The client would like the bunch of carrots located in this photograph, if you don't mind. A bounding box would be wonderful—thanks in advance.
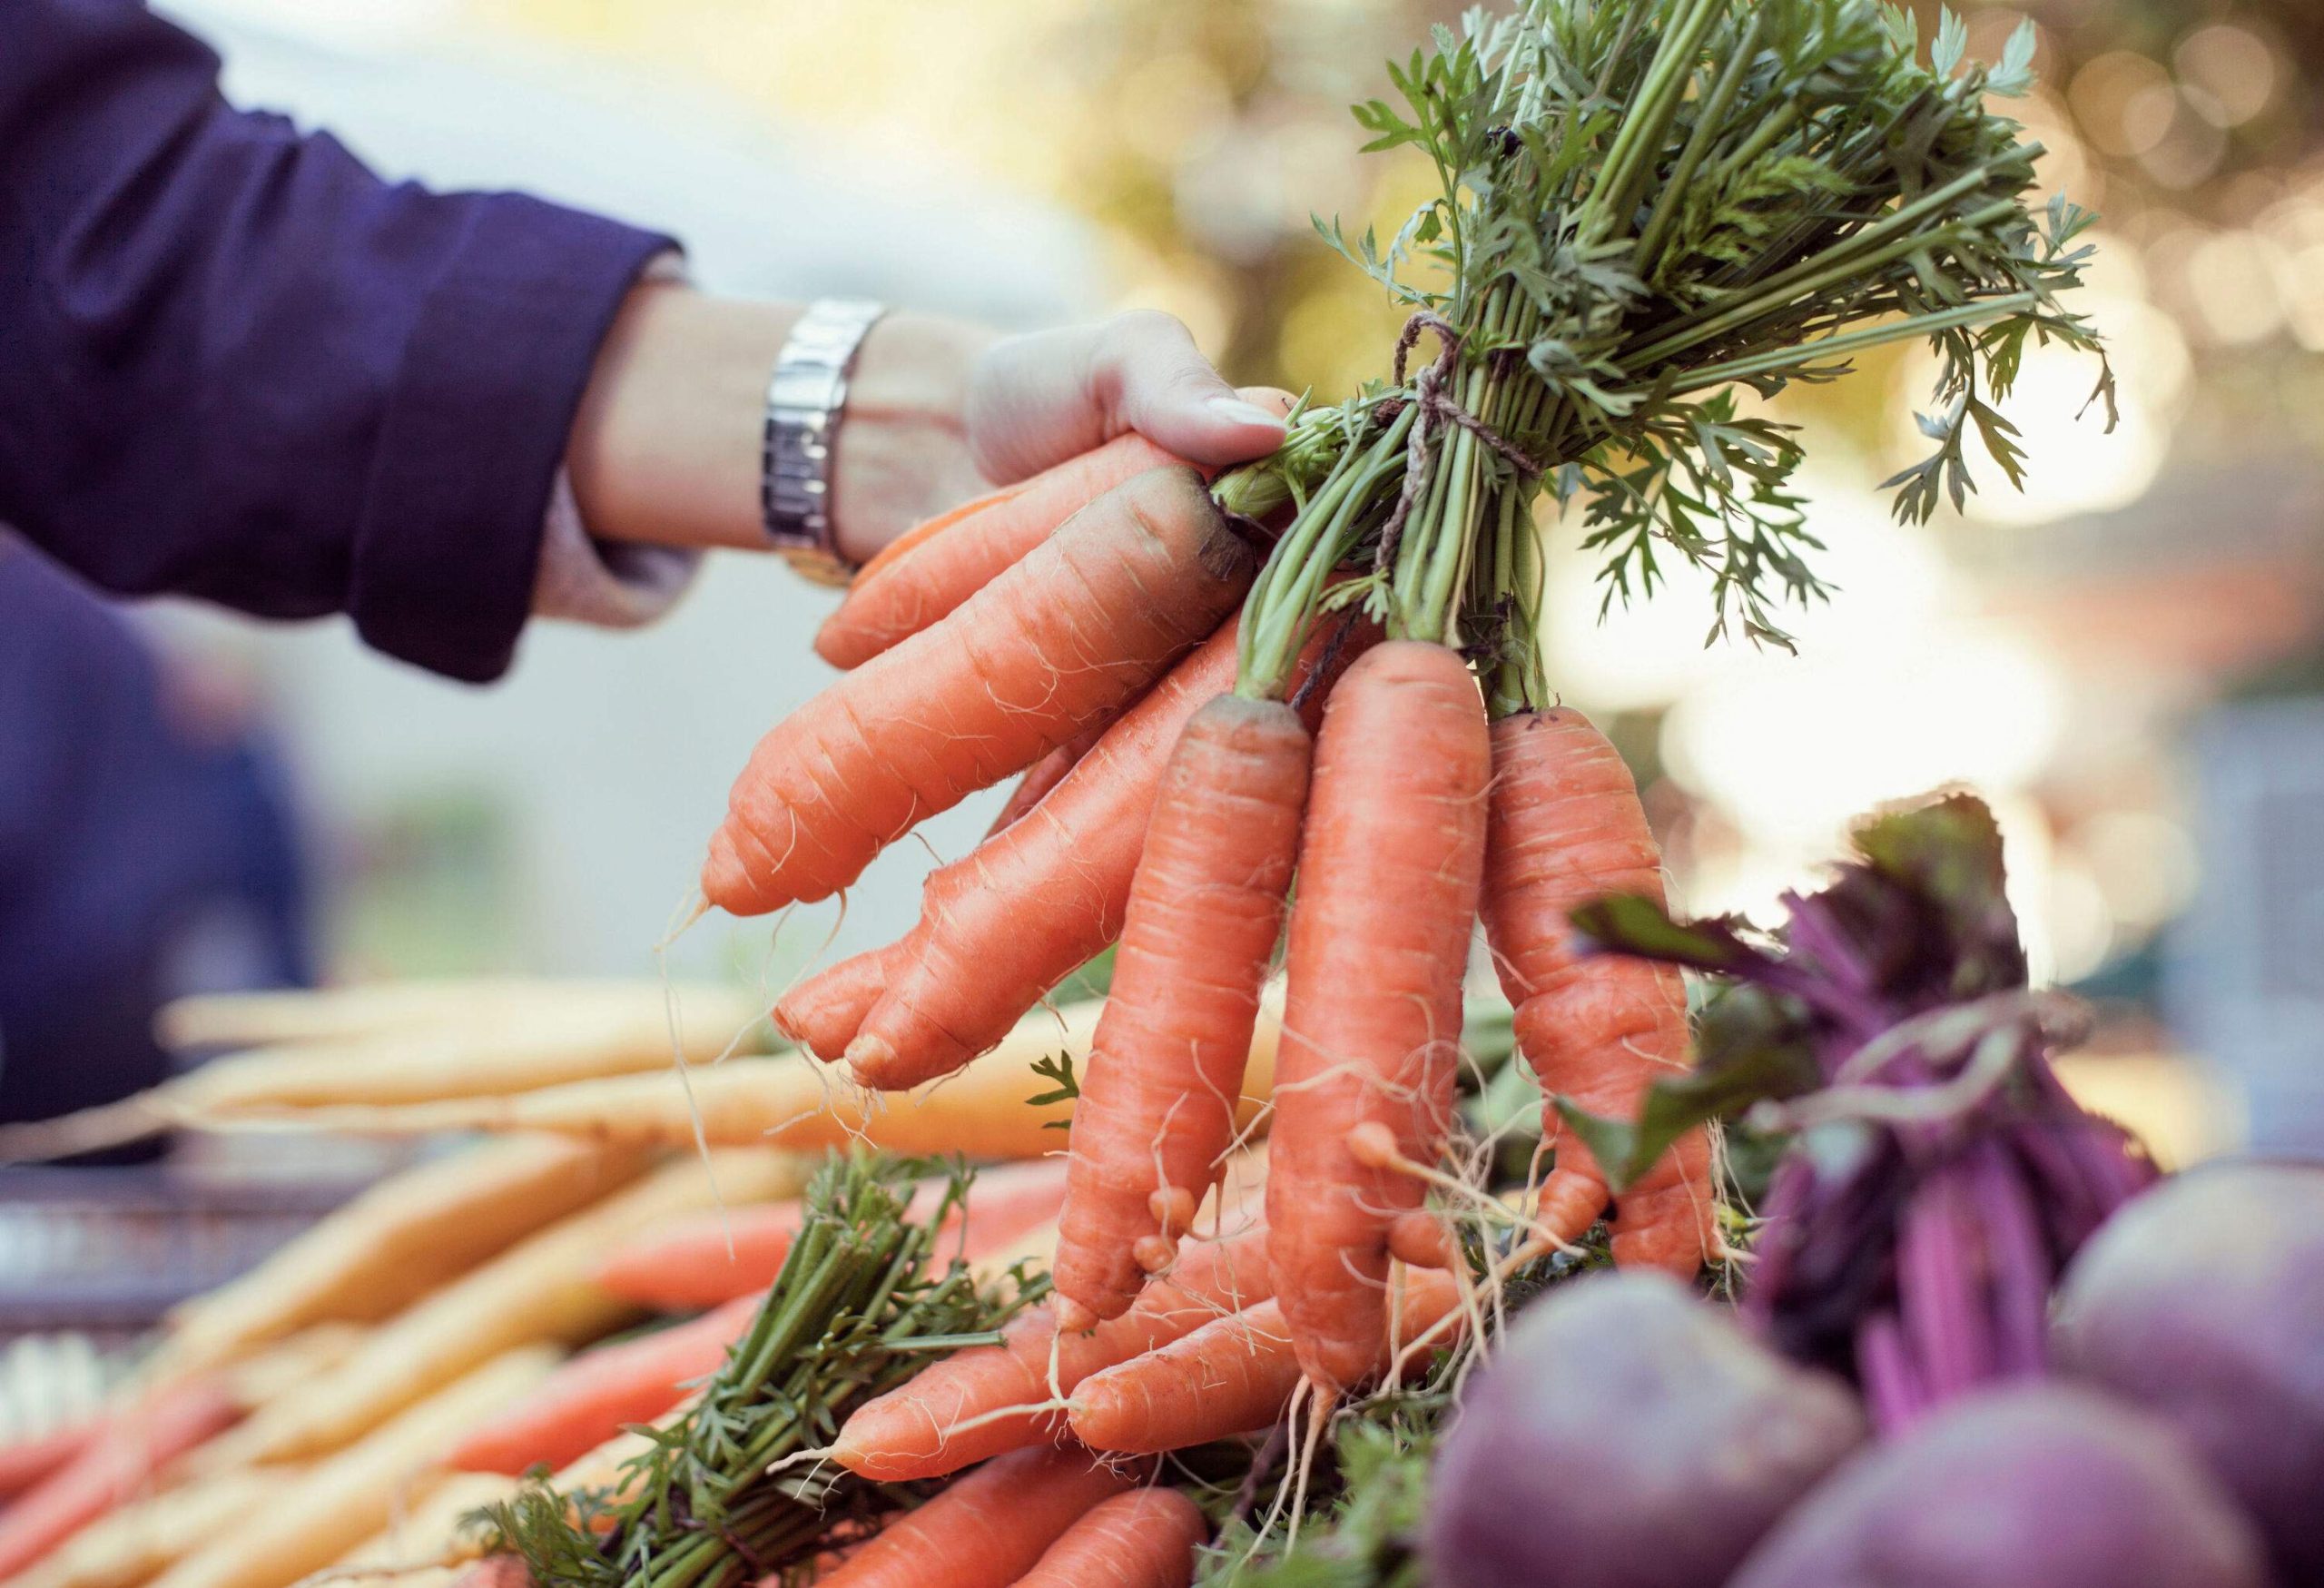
[705,427,1707,1404]
[695,0,2109,1406]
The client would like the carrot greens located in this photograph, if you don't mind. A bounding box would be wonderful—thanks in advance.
[479,1154,1038,1588]
[1215,0,2112,702]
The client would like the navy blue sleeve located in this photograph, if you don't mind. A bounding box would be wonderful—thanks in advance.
[0,0,679,681]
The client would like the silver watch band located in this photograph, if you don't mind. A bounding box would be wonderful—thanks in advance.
[762,298,888,586]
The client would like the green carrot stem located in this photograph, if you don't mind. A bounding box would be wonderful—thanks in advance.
[1634,10,1763,275]
[1655,293,2037,394]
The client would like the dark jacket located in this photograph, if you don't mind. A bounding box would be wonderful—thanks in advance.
[0,542,311,1129]
[0,0,675,681]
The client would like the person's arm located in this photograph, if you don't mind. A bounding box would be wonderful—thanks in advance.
[563,289,1292,568]
[0,2,1290,683]
[0,0,673,683]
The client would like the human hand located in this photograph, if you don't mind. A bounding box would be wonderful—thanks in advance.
[829,310,1292,566]
[566,287,1288,568]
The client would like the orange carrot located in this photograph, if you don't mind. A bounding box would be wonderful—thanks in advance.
[843,485,1024,597]
[846,616,1371,1091]
[986,719,1109,840]
[772,933,921,1062]
[812,1446,1134,1588]
[1265,641,1490,1392]
[940,1157,1078,1267]
[0,1376,240,1579]
[831,1228,1272,1481]
[1068,1269,1462,1455]
[1012,1488,1209,1588]
[704,467,1255,915]
[1386,1208,1456,1271]
[446,1297,755,1475]
[0,1419,97,1501]
[591,1159,1070,1312]
[1480,707,1714,1276]
[814,436,1179,670]
[1050,694,1311,1331]
[592,1208,809,1313]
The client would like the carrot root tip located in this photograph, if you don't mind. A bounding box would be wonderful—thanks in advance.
[1053,1297,1099,1335]
[1147,1186,1198,1235]
[1130,1235,1177,1276]
[1345,1121,1402,1170]
[842,1034,897,1088]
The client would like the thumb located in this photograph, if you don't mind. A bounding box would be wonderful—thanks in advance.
[967,311,1289,484]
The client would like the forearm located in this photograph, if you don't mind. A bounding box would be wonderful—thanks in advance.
[0,0,671,681]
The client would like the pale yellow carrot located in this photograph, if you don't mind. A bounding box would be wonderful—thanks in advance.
[156,979,544,1051]
[223,1152,802,1464]
[215,1323,371,1406]
[552,1425,656,1499]
[13,1471,271,1588]
[151,1349,557,1588]
[197,1001,1282,1162]
[2,986,777,1165]
[167,987,773,1115]
[330,1472,515,1573]
[158,1139,648,1376]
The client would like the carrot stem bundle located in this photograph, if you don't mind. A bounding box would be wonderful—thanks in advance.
[1480,706,1714,1275]
[1265,641,1490,1392]
[703,467,1256,915]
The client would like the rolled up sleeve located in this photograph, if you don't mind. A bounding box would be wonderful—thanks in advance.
[0,0,676,681]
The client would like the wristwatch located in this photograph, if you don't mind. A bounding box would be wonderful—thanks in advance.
[761,298,889,586]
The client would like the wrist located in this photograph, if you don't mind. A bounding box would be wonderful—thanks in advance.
[567,281,797,553]
[827,313,994,566]
[566,287,992,568]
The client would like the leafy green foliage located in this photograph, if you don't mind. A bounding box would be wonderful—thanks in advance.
[1027,1050,1080,1129]
[1203,1421,1437,1588]
[1219,0,2113,677]
[1847,792,2027,1002]
[478,1154,1033,1588]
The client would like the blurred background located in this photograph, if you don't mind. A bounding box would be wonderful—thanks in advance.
[5,0,2320,1363]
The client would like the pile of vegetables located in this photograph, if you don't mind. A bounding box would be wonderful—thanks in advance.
[12,3,2319,1587]
[4,796,2320,1588]
[0,971,1306,1588]
[697,0,2111,1408]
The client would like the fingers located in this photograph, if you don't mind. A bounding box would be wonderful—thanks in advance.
[967,311,1290,484]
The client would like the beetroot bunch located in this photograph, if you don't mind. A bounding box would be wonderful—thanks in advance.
[1564,795,2155,1427]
